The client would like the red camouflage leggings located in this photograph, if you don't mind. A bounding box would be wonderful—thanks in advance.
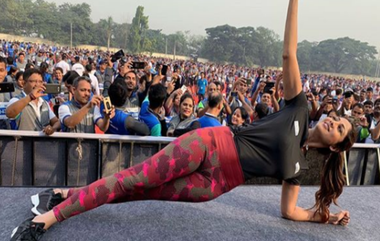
[53,126,244,222]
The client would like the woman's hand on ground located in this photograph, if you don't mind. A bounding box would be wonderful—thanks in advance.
[329,210,350,226]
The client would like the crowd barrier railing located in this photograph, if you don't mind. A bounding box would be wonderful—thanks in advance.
[0,131,379,187]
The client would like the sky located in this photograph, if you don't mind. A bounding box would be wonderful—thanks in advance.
[47,0,380,51]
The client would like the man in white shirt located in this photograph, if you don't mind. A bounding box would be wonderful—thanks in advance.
[5,68,60,135]
[55,53,70,75]
[86,63,100,95]
[58,76,112,133]
[71,56,85,76]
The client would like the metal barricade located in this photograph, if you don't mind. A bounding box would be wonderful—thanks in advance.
[0,130,379,186]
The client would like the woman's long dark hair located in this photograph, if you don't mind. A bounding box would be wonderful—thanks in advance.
[313,119,357,223]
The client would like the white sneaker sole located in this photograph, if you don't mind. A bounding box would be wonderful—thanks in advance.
[11,226,18,238]
[31,194,42,216]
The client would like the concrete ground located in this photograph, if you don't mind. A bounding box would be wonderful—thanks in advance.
[1,186,378,241]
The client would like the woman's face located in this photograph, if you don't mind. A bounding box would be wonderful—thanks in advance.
[231,109,245,126]
[16,75,24,88]
[315,116,352,147]
[174,94,181,107]
[55,70,63,81]
[327,111,338,118]
[180,97,193,119]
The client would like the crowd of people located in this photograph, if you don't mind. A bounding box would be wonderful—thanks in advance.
[9,0,357,240]
[0,38,379,144]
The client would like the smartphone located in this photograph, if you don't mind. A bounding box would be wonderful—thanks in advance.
[0,82,15,93]
[103,96,112,114]
[181,85,187,93]
[45,84,61,94]
[131,62,145,69]
[245,78,252,85]
[264,82,275,94]
[161,65,168,76]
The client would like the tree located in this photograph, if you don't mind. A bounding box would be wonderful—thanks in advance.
[113,22,131,49]
[127,6,149,53]
[203,25,239,63]
[297,40,316,72]
[105,17,114,50]
[310,37,378,75]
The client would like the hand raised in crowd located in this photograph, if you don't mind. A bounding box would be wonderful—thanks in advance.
[322,95,332,107]
[166,79,176,94]
[222,95,229,106]
[42,125,55,136]
[30,85,47,100]
[103,106,115,119]
[358,116,369,128]
[87,95,103,109]
[107,57,113,68]
[152,73,165,85]
[232,78,246,91]
[173,88,184,96]
[258,81,266,92]
[270,87,276,97]
[306,92,315,102]
[237,90,245,102]
[143,62,151,75]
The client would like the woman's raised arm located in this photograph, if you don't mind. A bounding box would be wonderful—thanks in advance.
[282,0,302,101]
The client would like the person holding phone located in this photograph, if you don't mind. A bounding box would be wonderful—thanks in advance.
[58,76,114,133]
[5,68,61,135]
[11,2,354,240]
[250,80,279,115]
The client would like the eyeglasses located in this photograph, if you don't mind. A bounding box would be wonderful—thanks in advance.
[28,80,44,84]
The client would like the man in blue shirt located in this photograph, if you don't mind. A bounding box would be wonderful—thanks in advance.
[101,79,149,136]
[139,83,168,136]
[197,92,223,128]
[197,72,207,101]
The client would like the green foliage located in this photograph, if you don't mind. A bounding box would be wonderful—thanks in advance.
[298,37,378,76]
[0,1,377,76]
[202,25,282,67]
[127,6,149,53]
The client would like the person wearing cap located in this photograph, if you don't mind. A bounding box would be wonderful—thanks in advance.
[95,60,107,84]
[71,56,85,77]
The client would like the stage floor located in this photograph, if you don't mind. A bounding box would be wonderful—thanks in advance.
[1,186,378,241]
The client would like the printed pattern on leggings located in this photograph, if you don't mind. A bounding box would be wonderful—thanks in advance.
[53,127,237,222]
